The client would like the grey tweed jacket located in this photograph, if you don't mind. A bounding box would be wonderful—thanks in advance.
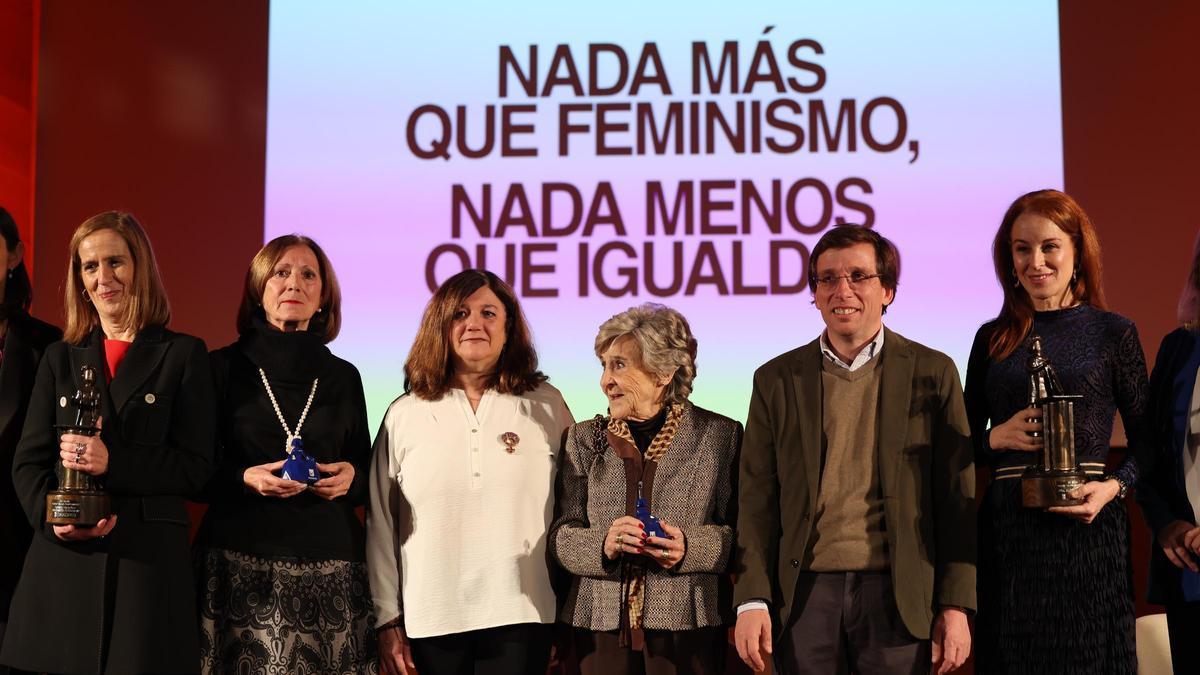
[550,402,742,631]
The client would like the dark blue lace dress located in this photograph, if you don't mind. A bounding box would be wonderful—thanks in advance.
[965,305,1148,675]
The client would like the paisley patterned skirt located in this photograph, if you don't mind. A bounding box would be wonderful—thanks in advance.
[197,548,378,675]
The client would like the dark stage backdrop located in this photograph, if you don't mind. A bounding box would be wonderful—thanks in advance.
[29,0,267,345]
[0,0,38,265]
[9,0,1200,637]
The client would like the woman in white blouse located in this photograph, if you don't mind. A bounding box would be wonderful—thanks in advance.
[368,269,573,675]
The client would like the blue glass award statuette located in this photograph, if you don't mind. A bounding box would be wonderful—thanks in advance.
[258,367,320,485]
[280,436,320,484]
[635,480,667,539]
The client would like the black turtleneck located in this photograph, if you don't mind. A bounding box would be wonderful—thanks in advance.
[194,316,371,561]
[627,406,668,454]
[237,314,329,382]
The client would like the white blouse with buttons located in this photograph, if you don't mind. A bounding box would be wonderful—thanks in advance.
[366,382,573,639]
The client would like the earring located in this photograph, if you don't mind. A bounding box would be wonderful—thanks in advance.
[82,291,92,304]
[5,269,11,280]
[315,307,323,314]
[1071,269,1078,285]
[1011,269,1020,288]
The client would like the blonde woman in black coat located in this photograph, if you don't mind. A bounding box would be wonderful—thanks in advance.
[0,211,215,674]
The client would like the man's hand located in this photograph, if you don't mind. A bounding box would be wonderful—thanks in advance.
[931,607,971,674]
[734,608,772,673]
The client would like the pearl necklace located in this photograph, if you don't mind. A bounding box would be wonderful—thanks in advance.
[258,368,319,456]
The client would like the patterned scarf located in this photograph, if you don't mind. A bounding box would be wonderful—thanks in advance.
[610,403,684,643]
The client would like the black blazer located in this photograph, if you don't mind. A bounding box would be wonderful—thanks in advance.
[0,311,60,622]
[0,325,215,675]
[1138,327,1200,605]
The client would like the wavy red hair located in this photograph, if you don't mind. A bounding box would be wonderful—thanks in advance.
[988,189,1107,360]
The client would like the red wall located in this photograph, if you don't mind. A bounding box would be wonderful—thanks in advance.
[29,0,267,347]
[0,0,38,267]
[1060,0,1200,617]
[1061,1,1200,361]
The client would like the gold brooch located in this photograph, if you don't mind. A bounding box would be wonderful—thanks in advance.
[501,432,520,454]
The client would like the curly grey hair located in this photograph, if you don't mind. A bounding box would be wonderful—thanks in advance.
[594,303,698,405]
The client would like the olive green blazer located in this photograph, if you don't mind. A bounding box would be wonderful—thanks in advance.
[733,328,976,639]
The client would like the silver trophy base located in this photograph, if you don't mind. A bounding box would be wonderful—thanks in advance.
[1021,469,1087,508]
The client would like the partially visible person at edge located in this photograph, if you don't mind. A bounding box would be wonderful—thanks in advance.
[1137,230,1200,674]
[193,234,376,673]
[0,207,61,672]
[368,269,573,675]
[734,224,975,675]
[550,303,742,675]
[966,189,1146,674]
[0,211,215,674]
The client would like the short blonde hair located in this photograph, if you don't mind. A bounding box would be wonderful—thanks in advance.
[236,234,342,343]
[63,211,171,344]
[594,303,697,406]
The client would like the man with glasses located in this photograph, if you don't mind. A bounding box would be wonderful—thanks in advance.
[733,225,976,675]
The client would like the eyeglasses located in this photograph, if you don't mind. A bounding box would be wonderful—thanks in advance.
[812,272,882,289]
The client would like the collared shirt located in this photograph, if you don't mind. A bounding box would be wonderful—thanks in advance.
[819,327,885,372]
[366,384,574,638]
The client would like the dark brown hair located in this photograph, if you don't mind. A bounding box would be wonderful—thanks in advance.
[237,234,342,343]
[988,189,1107,360]
[0,207,33,314]
[808,224,901,313]
[63,211,171,344]
[404,269,546,400]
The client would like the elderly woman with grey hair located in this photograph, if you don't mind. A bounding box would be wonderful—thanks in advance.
[550,303,742,675]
